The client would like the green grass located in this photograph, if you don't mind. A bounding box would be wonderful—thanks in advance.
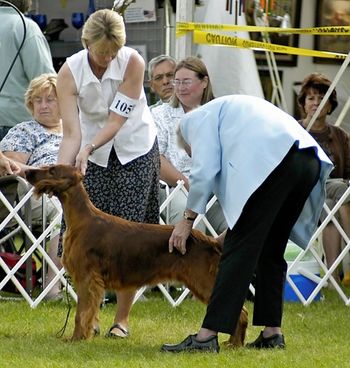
[0,289,349,368]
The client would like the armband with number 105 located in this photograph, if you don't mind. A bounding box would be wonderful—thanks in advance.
[110,92,137,117]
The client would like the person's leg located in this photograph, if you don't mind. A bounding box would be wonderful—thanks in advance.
[162,169,289,351]
[252,176,320,331]
[245,153,320,348]
[159,184,168,223]
[43,197,63,298]
[338,203,350,278]
[323,223,342,271]
[45,234,62,298]
[92,144,159,337]
[83,156,132,333]
[322,181,350,279]
[198,147,320,340]
[339,203,350,237]
[19,188,63,298]
[205,200,227,236]
[322,202,350,283]
[108,289,136,337]
[167,189,189,224]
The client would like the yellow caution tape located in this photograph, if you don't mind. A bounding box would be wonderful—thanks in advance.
[177,22,350,36]
[176,30,188,38]
[193,30,348,60]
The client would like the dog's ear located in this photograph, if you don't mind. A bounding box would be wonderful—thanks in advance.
[34,179,58,197]
[52,165,83,193]
[66,166,83,187]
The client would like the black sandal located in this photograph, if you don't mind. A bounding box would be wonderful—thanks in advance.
[106,323,129,338]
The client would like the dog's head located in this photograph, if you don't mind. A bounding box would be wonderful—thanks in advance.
[25,164,83,197]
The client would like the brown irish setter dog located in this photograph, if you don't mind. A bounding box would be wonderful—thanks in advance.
[25,165,248,346]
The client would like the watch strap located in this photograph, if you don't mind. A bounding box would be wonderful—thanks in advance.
[183,210,196,221]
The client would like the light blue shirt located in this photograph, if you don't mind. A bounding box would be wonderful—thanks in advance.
[180,95,333,249]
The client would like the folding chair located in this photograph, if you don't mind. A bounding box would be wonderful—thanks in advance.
[159,180,170,225]
[0,175,35,295]
[0,175,77,307]
[286,191,350,306]
[285,52,350,306]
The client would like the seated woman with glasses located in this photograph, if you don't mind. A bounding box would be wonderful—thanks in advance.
[151,56,227,236]
[0,73,63,299]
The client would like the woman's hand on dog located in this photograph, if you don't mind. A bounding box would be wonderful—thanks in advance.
[75,147,91,175]
[0,153,20,176]
[169,219,193,255]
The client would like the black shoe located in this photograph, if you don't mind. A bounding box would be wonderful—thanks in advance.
[246,331,285,349]
[161,334,219,353]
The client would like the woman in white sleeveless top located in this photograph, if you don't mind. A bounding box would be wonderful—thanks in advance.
[56,9,159,339]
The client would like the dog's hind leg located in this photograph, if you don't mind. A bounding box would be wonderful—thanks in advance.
[72,276,104,341]
[225,306,249,347]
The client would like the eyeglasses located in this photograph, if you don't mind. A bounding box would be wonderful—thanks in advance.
[171,79,198,88]
[153,72,174,82]
[32,96,57,104]
[89,46,118,59]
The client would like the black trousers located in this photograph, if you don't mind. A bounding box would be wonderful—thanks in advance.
[202,145,320,334]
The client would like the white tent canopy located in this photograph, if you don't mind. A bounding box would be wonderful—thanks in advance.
[193,0,264,98]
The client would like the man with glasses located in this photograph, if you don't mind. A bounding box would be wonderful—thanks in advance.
[148,55,176,110]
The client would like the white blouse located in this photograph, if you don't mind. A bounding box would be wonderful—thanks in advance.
[152,103,191,179]
[67,47,157,166]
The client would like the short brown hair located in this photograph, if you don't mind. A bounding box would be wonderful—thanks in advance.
[297,73,338,116]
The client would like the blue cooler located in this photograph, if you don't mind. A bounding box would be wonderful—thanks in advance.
[284,242,321,302]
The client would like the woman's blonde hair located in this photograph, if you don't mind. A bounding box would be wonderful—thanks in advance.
[25,73,57,115]
[81,9,126,51]
[169,56,214,108]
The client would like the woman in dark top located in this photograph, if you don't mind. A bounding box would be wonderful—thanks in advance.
[298,72,350,284]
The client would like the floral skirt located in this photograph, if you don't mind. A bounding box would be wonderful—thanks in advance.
[57,139,160,256]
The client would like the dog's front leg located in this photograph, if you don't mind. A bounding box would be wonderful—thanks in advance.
[71,278,104,341]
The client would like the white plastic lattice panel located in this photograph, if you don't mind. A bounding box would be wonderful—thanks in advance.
[286,192,350,306]
[0,185,76,307]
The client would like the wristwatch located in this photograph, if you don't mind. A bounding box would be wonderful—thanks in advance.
[85,143,96,155]
[183,210,196,221]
